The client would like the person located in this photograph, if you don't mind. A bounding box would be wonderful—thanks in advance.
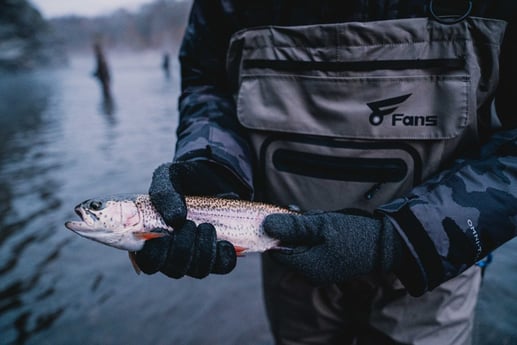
[92,37,111,99]
[134,1,517,344]
[162,51,171,79]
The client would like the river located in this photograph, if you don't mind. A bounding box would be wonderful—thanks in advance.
[0,52,515,345]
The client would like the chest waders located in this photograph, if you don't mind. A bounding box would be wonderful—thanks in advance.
[228,17,506,345]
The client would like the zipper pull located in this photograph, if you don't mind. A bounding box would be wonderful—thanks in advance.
[364,183,383,200]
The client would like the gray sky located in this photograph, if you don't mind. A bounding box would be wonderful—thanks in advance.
[30,0,154,18]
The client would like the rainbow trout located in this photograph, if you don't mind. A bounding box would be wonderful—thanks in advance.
[65,194,293,256]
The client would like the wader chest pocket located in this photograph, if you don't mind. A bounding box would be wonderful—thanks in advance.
[228,17,503,211]
[256,136,421,211]
[237,60,468,211]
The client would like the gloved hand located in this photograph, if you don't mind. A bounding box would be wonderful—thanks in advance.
[134,221,237,278]
[135,160,250,278]
[263,210,405,286]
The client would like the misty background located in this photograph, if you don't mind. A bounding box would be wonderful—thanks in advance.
[0,0,191,70]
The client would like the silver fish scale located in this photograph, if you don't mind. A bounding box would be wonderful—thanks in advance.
[134,194,289,252]
[134,194,171,231]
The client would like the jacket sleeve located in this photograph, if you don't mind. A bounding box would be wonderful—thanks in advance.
[377,15,517,297]
[174,0,254,197]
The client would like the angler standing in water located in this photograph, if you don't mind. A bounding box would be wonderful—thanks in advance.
[92,38,111,99]
[134,1,517,344]
[162,52,170,79]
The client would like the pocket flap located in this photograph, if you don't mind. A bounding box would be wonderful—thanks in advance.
[237,74,469,140]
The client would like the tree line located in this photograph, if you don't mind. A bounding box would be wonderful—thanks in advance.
[49,0,192,54]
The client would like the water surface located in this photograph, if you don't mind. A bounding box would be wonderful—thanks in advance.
[0,53,272,345]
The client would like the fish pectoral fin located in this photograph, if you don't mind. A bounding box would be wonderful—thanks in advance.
[128,252,141,275]
[132,231,168,240]
[234,245,248,257]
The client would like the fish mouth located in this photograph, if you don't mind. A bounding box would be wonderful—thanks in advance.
[64,220,86,232]
[64,207,99,232]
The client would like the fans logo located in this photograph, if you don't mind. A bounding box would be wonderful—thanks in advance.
[367,94,438,127]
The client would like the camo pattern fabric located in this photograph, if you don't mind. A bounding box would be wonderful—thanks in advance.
[174,0,517,295]
[378,128,517,294]
[174,87,254,195]
[172,1,259,192]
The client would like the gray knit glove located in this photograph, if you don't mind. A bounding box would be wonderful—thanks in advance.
[263,210,403,286]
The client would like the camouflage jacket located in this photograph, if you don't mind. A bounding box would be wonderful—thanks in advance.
[174,0,517,296]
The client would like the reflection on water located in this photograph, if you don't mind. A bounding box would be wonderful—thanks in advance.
[0,53,515,345]
[99,92,116,123]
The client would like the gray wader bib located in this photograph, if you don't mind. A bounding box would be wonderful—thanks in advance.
[228,17,506,345]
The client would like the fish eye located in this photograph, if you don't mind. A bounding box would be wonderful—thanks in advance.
[89,200,103,210]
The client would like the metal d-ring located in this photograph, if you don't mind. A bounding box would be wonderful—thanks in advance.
[429,0,473,24]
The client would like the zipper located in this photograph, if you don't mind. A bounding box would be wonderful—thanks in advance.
[256,134,423,202]
[243,58,465,72]
[272,149,407,183]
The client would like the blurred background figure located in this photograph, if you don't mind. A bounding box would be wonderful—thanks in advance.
[92,36,111,99]
[162,51,170,79]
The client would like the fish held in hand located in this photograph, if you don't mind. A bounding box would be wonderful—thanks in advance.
[64,194,293,254]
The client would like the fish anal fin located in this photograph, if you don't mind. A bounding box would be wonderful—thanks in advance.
[128,252,141,275]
